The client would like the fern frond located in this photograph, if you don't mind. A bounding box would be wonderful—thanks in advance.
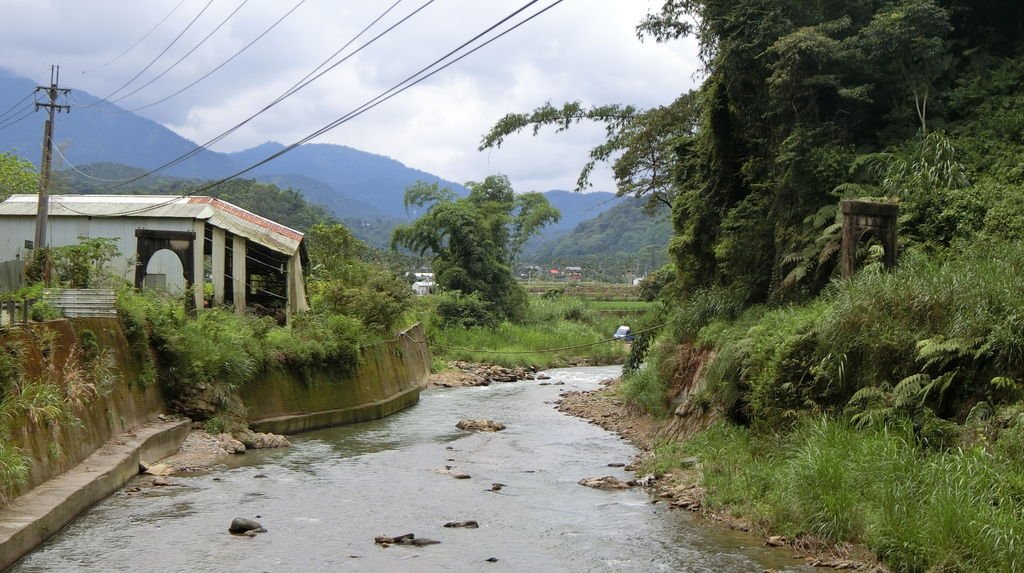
[893,373,930,407]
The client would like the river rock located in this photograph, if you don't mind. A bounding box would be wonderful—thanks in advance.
[456,419,506,432]
[443,520,479,528]
[578,476,632,490]
[152,477,176,487]
[229,517,265,535]
[216,433,246,454]
[765,535,787,547]
[141,462,174,476]
[375,533,439,547]
[234,429,291,449]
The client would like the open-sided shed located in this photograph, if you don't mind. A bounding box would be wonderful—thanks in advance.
[0,194,309,317]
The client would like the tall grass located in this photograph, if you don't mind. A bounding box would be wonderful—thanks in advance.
[674,418,1024,572]
[425,295,634,368]
[687,239,1024,426]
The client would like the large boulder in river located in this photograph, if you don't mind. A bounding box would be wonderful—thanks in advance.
[229,517,266,535]
[578,476,632,490]
[456,419,506,432]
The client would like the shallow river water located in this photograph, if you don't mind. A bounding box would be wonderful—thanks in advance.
[10,366,807,573]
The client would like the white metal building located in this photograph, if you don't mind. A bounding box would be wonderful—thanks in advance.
[0,194,309,317]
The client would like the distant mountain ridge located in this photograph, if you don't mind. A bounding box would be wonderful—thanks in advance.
[0,68,617,237]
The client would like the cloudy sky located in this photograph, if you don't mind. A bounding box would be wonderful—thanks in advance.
[0,0,700,193]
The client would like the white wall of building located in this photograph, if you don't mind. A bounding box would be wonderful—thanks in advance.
[0,215,196,293]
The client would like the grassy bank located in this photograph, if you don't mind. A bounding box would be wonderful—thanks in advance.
[622,238,1024,572]
[423,295,658,369]
[642,418,1024,572]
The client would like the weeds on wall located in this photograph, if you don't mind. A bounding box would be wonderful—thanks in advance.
[0,325,118,504]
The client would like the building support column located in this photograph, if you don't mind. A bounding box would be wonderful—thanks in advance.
[192,220,205,311]
[232,235,246,314]
[211,227,226,306]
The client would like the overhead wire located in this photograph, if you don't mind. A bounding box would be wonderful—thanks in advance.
[107,0,252,105]
[0,106,35,131]
[400,321,667,354]
[0,92,35,123]
[125,0,307,113]
[183,0,562,199]
[81,0,216,108]
[52,145,135,182]
[91,0,560,218]
[83,0,188,73]
[105,0,428,189]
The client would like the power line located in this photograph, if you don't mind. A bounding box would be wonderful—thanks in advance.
[58,0,564,219]
[400,321,667,355]
[107,0,251,105]
[183,0,562,199]
[0,105,35,130]
[0,92,35,122]
[83,0,188,73]
[106,0,429,189]
[52,145,135,182]
[82,0,215,108]
[125,0,307,113]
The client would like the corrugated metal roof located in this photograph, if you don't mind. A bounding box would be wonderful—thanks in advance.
[0,195,303,255]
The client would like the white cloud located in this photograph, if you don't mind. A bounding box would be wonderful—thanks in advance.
[0,0,700,193]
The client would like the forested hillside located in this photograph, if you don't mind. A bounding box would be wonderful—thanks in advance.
[526,198,671,275]
[486,2,1024,570]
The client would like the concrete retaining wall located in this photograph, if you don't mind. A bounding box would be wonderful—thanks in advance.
[243,323,431,434]
[0,420,190,571]
[1,317,167,495]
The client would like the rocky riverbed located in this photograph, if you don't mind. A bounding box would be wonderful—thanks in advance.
[555,376,887,573]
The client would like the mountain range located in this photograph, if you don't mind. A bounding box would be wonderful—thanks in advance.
[0,69,620,224]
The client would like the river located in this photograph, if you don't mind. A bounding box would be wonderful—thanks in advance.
[9,366,806,572]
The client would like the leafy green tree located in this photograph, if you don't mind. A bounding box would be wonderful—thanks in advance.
[0,153,38,201]
[392,175,559,322]
[480,95,700,215]
[305,223,412,334]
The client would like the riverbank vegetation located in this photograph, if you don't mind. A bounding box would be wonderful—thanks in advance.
[486,1,1024,570]
[421,294,655,369]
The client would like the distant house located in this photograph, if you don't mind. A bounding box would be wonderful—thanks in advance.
[0,194,310,317]
[564,266,583,281]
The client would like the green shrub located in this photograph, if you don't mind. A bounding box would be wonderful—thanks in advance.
[29,301,61,321]
[618,362,670,417]
[435,291,499,329]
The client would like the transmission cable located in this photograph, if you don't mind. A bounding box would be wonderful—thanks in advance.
[107,0,252,105]
[52,145,135,182]
[400,321,667,355]
[56,0,562,218]
[106,0,426,189]
[83,0,188,73]
[125,0,307,113]
[0,92,34,123]
[0,106,35,131]
[81,0,215,108]
[82,0,562,218]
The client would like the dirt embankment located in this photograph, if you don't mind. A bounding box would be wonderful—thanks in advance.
[556,377,885,573]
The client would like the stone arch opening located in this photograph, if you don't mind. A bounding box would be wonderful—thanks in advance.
[840,200,898,279]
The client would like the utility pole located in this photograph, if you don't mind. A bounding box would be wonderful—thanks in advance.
[33,65,71,284]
